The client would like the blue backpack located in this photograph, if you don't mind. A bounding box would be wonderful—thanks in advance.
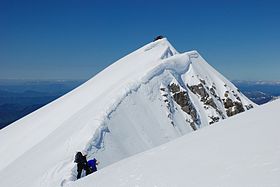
[87,158,97,172]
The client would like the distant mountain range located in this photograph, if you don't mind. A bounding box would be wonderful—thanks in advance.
[233,80,280,85]
[232,80,280,104]
[0,80,84,129]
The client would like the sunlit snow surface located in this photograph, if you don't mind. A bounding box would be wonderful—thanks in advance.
[0,38,256,187]
[69,99,280,187]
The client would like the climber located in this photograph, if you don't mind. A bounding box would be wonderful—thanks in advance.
[74,152,92,179]
[87,158,99,173]
[153,35,164,42]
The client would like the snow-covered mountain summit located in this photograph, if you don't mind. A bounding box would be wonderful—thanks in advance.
[0,38,256,187]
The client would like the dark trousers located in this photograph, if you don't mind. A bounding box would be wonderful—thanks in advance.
[77,163,92,179]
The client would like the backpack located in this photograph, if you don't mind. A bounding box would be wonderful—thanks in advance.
[88,158,97,172]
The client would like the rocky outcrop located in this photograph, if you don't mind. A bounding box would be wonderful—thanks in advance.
[160,86,175,126]
[210,87,218,98]
[168,83,198,131]
[223,97,245,117]
[188,81,219,110]
[160,73,254,130]
[209,116,220,125]
[205,98,217,109]
[187,80,223,124]
[223,97,234,108]
[245,104,254,110]
[188,83,209,102]
[189,80,254,120]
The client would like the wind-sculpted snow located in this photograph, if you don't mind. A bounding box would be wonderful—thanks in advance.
[76,53,194,173]
[142,52,191,83]
[68,99,280,187]
[67,50,255,183]
[0,38,256,187]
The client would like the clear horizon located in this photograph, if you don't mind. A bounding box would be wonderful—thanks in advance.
[1,0,280,81]
[1,78,280,83]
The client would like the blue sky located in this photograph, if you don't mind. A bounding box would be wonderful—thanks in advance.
[0,0,280,81]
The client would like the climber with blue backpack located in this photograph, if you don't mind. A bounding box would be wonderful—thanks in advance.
[87,158,99,173]
[74,152,99,179]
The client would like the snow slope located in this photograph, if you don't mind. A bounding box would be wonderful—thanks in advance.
[68,99,280,187]
[0,38,255,187]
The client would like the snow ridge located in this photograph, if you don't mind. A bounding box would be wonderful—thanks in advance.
[73,52,193,182]
[68,49,255,184]
[68,99,280,187]
[0,38,256,187]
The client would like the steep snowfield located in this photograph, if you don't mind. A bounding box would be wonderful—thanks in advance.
[68,99,280,187]
[0,38,255,187]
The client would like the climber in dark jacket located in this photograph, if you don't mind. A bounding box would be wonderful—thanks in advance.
[74,152,92,179]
